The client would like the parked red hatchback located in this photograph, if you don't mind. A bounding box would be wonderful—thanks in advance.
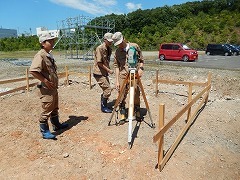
[159,43,198,61]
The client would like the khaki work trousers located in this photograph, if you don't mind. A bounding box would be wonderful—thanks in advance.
[38,87,59,123]
[94,74,112,99]
[119,74,140,107]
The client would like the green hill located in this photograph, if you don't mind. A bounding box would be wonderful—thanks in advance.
[98,0,240,50]
[1,0,240,51]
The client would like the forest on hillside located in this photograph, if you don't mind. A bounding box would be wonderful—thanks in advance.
[0,0,240,51]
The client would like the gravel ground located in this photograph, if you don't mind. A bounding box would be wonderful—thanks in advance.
[0,51,239,179]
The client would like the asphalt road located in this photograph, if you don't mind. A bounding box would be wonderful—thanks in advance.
[150,55,240,70]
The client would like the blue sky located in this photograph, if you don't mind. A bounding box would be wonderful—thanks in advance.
[0,0,199,35]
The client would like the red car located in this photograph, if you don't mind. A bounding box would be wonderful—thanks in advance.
[159,43,198,61]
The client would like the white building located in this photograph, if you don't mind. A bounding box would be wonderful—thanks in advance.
[36,27,59,38]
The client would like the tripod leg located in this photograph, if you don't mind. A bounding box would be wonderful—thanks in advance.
[108,74,129,126]
[138,78,155,128]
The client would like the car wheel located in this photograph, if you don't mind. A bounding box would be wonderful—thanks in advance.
[159,55,165,61]
[224,52,229,56]
[182,55,189,62]
[233,52,237,56]
[206,52,210,55]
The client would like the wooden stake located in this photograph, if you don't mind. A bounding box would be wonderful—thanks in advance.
[26,68,29,91]
[205,72,212,103]
[65,66,69,85]
[156,70,159,97]
[89,66,92,90]
[186,83,192,122]
[158,103,165,171]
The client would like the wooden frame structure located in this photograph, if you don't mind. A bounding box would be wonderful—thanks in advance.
[153,71,212,171]
[0,66,92,97]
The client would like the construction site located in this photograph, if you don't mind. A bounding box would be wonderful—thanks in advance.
[0,15,239,180]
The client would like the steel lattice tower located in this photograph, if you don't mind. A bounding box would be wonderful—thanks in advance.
[57,15,115,60]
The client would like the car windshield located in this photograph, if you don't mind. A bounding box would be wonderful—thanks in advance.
[182,44,191,50]
[223,44,231,50]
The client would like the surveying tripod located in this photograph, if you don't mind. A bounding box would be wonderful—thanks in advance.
[108,68,155,147]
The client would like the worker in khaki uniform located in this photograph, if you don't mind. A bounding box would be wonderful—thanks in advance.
[30,32,68,139]
[112,32,144,124]
[93,32,114,113]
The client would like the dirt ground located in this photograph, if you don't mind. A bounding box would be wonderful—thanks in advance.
[0,52,239,179]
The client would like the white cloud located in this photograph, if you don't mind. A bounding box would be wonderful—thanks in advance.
[50,0,117,15]
[125,2,142,11]
[93,0,116,6]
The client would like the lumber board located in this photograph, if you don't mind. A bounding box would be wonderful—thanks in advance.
[152,79,207,87]
[153,84,211,143]
[159,91,209,170]
[0,77,35,84]
[0,82,38,96]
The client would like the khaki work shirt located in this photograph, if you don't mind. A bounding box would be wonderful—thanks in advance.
[113,42,144,78]
[29,49,58,89]
[93,42,112,76]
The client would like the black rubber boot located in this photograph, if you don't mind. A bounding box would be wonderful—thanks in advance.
[40,123,56,139]
[119,103,126,125]
[135,105,142,122]
[101,95,112,113]
[50,116,68,131]
[119,108,126,125]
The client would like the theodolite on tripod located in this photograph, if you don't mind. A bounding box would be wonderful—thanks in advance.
[108,46,155,147]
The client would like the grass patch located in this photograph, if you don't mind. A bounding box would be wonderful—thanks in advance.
[0,50,65,59]
[0,51,37,59]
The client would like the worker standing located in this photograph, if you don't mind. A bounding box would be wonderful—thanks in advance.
[29,32,68,139]
[93,32,114,113]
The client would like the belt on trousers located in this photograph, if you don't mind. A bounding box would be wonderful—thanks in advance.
[93,74,108,78]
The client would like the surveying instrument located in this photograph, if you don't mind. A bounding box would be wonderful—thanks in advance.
[108,46,155,148]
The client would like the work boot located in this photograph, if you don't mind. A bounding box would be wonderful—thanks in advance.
[119,104,126,125]
[101,95,112,113]
[50,116,69,131]
[135,105,142,122]
[40,123,56,139]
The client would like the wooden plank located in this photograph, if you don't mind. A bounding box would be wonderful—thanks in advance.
[68,72,89,76]
[0,82,38,96]
[153,84,211,143]
[0,69,87,96]
[152,79,207,87]
[0,71,66,85]
[0,71,70,96]
[0,77,35,84]
[159,91,209,169]
[58,72,66,76]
